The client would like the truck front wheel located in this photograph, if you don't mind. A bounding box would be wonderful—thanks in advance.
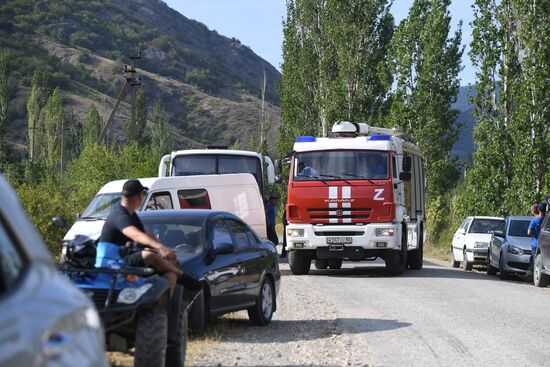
[407,227,423,270]
[289,250,311,275]
[385,227,408,276]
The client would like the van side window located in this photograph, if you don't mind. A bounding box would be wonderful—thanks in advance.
[392,156,397,179]
[0,218,26,294]
[145,192,173,210]
[178,189,211,209]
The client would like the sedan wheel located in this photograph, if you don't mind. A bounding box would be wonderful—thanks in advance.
[248,278,275,326]
[451,247,460,268]
[486,250,497,275]
[498,254,510,280]
[463,249,473,271]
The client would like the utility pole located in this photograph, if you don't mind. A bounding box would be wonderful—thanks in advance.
[97,51,141,144]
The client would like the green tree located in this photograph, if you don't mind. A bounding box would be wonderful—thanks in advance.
[41,87,64,170]
[0,49,10,136]
[389,0,463,198]
[151,100,171,159]
[83,104,102,145]
[26,71,48,161]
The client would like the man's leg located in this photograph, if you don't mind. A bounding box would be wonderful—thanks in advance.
[142,251,182,296]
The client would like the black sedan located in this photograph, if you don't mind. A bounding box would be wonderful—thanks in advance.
[138,209,281,334]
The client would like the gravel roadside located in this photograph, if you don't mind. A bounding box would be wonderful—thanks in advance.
[188,262,370,367]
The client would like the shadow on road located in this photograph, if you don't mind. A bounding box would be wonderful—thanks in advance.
[205,317,411,344]
[280,260,532,283]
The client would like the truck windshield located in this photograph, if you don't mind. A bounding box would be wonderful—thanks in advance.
[294,150,389,181]
[80,193,121,220]
[508,220,530,237]
[172,154,263,188]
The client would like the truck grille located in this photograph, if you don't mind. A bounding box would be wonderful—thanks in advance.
[314,231,365,236]
[307,208,372,223]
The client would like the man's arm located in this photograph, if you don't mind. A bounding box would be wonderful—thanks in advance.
[122,225,177,262]
[528,219,536,237]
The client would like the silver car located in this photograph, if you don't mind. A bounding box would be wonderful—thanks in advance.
[487,216,533,279]
[0,176,108,367]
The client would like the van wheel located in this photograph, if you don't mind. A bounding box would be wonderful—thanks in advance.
[134,305,167,367]
[386,227,407,276]
[463,249,473,271]
[534,254,550,287]
[327,258,342,270]
[289,251,311,275]
[314,259,328,270]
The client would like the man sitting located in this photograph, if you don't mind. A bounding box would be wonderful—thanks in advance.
[99,179,183,295]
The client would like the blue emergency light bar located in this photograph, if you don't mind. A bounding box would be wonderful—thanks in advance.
[369,135,391,141]
[295,136,317,143]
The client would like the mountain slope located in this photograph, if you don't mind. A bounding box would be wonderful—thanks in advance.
[0,0,281,152]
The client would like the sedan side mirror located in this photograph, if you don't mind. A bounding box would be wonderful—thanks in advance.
[215,242,234,255]
[51,216,68,229]
[493,230,505,238]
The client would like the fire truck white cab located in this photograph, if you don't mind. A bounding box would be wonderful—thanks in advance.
[285,121,425,276]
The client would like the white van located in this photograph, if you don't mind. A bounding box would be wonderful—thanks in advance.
[64,173,267,241]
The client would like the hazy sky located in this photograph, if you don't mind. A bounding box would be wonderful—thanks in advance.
[166,0,476,85]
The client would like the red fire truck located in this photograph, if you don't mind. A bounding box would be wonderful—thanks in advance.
[285,121,425,276]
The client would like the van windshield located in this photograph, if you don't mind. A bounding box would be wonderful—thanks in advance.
[80,193,121,220]
[172,154,263,189]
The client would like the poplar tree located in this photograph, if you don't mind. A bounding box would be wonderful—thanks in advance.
[151,100,170,158]
[27,71,48,161]
[135,88,148,145]
[389,0,463,198]
[83,104,102,145]
[41,87,63,169]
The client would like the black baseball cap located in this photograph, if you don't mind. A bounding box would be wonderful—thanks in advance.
[122,179,148,197]
[539,202,547,213]
[269,194,279,200]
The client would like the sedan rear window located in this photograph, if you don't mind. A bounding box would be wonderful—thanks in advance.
[469,219,504,234]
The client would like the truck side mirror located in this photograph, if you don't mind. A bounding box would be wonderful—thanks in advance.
[402,156,412,172]
[399,172,411,181]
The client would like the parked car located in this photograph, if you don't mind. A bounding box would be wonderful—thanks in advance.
[534,200,550,287]
[64,173,267,243]
[0,176,108,367]
[139,209,281,334]
[487,216,532,279]
[451,216,504,271]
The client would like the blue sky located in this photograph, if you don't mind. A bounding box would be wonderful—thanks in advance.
[166,0,476,85]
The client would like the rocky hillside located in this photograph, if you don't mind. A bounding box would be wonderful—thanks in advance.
[0,0,281,153]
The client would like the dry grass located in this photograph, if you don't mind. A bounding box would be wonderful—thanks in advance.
[424,241,450,262]
[106,313,239,366]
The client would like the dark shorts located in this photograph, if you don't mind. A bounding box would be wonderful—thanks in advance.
[123,250,145,267]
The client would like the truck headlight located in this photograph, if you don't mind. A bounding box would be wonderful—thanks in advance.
[375,228,395,237]
[507,245,523,255]
[118,283,153,304]
[287,228,305,237]
[474,242,488,249]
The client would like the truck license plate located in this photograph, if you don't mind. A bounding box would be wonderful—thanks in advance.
[327,237,352,245]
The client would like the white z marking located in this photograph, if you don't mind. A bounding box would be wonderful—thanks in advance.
[374,189,384,201]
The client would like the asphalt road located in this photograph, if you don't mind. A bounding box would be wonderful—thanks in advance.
[309,258,550,366]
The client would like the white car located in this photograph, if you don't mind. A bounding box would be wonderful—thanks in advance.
[451,216,504,271]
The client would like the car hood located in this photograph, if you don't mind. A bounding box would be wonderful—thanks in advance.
[64,219,105,241]
[506,236,532,250]
[466,233,493,244]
